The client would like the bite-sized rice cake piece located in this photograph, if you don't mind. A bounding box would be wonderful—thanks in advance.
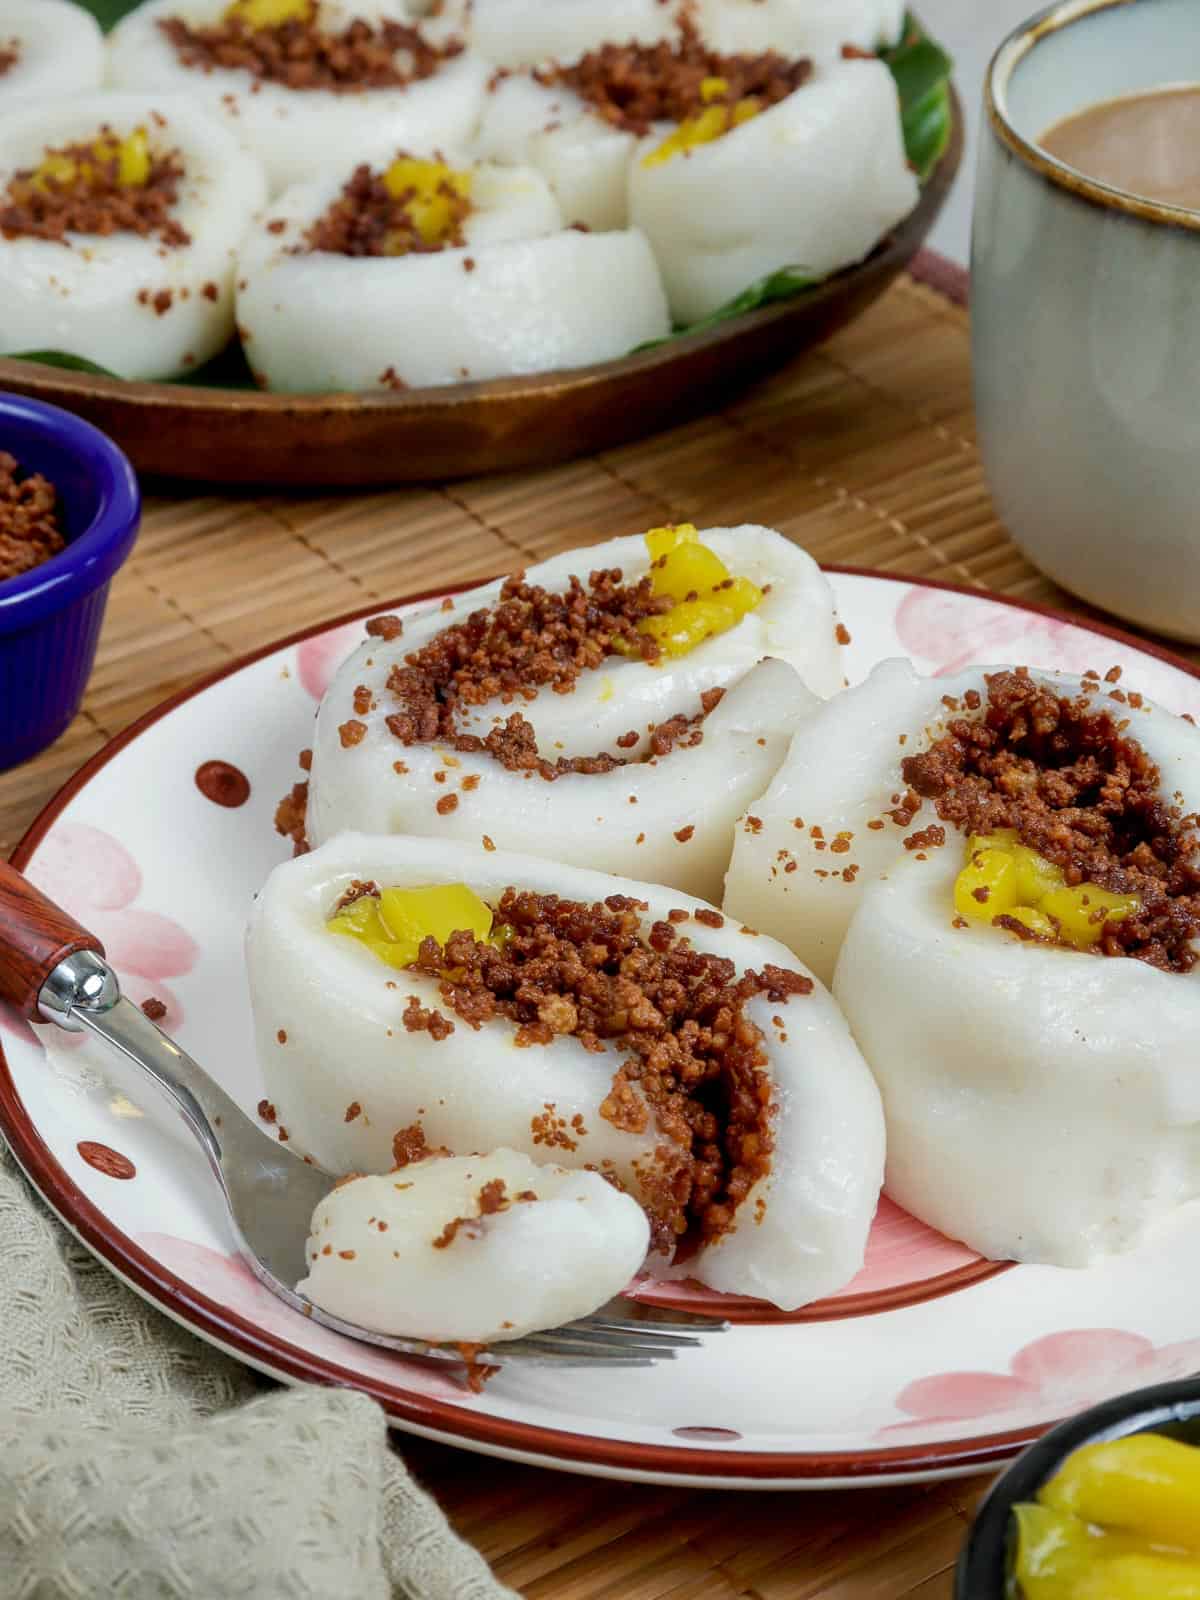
[0,93,266,381]
[310,655,813,901]
[0,0,105,107]
[726,657,959,985]
[464,0,675,68]
[629,54,918,324]
[726,660,1200,983]
[698,0,905,57]
[471,15,824,235]
[472,72,637,232]
[236,152,668,390]
[834,670,1200,1268]
[300,1150,650,1341]
[836,838,1200,1269]
[298,524,843,900]
[106,0,491,195]
[249,835,885,1310]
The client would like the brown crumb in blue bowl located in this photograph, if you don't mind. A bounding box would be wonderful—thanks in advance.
[0,451,64,583]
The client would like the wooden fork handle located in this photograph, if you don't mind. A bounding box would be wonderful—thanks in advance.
[0,860,104,1019]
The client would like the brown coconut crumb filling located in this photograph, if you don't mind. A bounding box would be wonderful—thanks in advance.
[303,160,471,257]
[158,14,462,92]
[0,133,188,247]
[394,885,811,1252]
[382,569,724,778]
[0,453,64,583]
[535,17,812,136]
[274,568,727,852]
[901,668,1200,972]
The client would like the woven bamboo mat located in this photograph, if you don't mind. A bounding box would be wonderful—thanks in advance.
[9,252,1188,862]
[3,250,1190,1597]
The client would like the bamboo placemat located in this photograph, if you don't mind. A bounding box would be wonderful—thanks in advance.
[3,251,1189,1597]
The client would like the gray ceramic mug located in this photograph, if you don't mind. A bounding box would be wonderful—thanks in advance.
[973,0,1200,643]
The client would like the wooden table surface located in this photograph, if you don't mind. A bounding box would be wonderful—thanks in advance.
[4,257,1190,1598]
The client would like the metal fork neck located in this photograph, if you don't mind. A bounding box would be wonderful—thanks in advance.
[39,949,225,1171]
[38,949,120,1031]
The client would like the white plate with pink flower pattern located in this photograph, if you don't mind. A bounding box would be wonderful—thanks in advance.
[4,569,1200,1489]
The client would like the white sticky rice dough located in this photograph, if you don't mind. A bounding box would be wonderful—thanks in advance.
[235,158,669,390]
[304,527,843,899]
[725,659,1200,986]
[725,656,958,986]
[0,0,104,108]
[726,655,1200,1268]
[463,0,676,68]
[300,1150,650,1341]
[835,833,1200,1270]
[106,0,491,194]
[629,55,918,324]
[0,93,266,381]
[697,0,906,57]
[472,71,638,231]
[248,835,885,1310]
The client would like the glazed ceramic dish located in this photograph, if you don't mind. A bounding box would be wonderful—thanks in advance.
[0,100,961,488]
[973,0,1200,642]
[956,1375,1200,1597]
[0,391,140,770]
[4,568,1200,1487]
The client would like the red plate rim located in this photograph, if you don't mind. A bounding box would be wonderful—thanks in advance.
[3,566,1199,1484]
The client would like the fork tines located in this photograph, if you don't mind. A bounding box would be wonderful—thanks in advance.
[457,1309,729,1369]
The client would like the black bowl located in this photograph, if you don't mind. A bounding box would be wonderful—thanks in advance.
[956,1376,1200,1598]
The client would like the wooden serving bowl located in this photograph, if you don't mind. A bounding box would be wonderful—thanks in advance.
[0,90,963,487]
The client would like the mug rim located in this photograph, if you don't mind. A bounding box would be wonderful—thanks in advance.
[986,0,1200,233]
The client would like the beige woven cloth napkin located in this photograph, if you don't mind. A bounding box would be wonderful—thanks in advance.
[0,1135,521,1600]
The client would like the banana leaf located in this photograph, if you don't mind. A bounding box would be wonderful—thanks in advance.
[6,350,121,376]
[74,0,141,28]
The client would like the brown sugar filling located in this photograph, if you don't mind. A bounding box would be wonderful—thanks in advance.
[0,453,64,584]
[390,885,811,1252]
[0,39,18,78]
[0,133,188,247]
[534,17,813,137]
[274,568,727,852]
[901,668,1200,972]
[303,161,471,257]
[158,14,462,92]
[382,570,730,777]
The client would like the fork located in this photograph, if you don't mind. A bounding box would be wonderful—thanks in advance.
[0,861,724,1372]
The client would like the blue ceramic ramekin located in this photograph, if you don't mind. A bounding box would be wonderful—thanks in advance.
[956,1375,1200,1597]
[0,394,140,770]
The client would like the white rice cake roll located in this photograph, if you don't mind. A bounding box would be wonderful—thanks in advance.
[236,162,669,390]
[473,72,637,231]
[729,657,1200,1266]
[464,0,676,68]
[725,659,1172,986]
[698,0,906,57]
[629,56,918,325]
[0,93,267,381]
[725,657,960,985]
[248,834,885,1310]
[315,658,814,903]
[300,1151,650,1341]
[0,0,104,108]
[106,0,491,196]
[305,526,843,898]
[834,835,1200,1269]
